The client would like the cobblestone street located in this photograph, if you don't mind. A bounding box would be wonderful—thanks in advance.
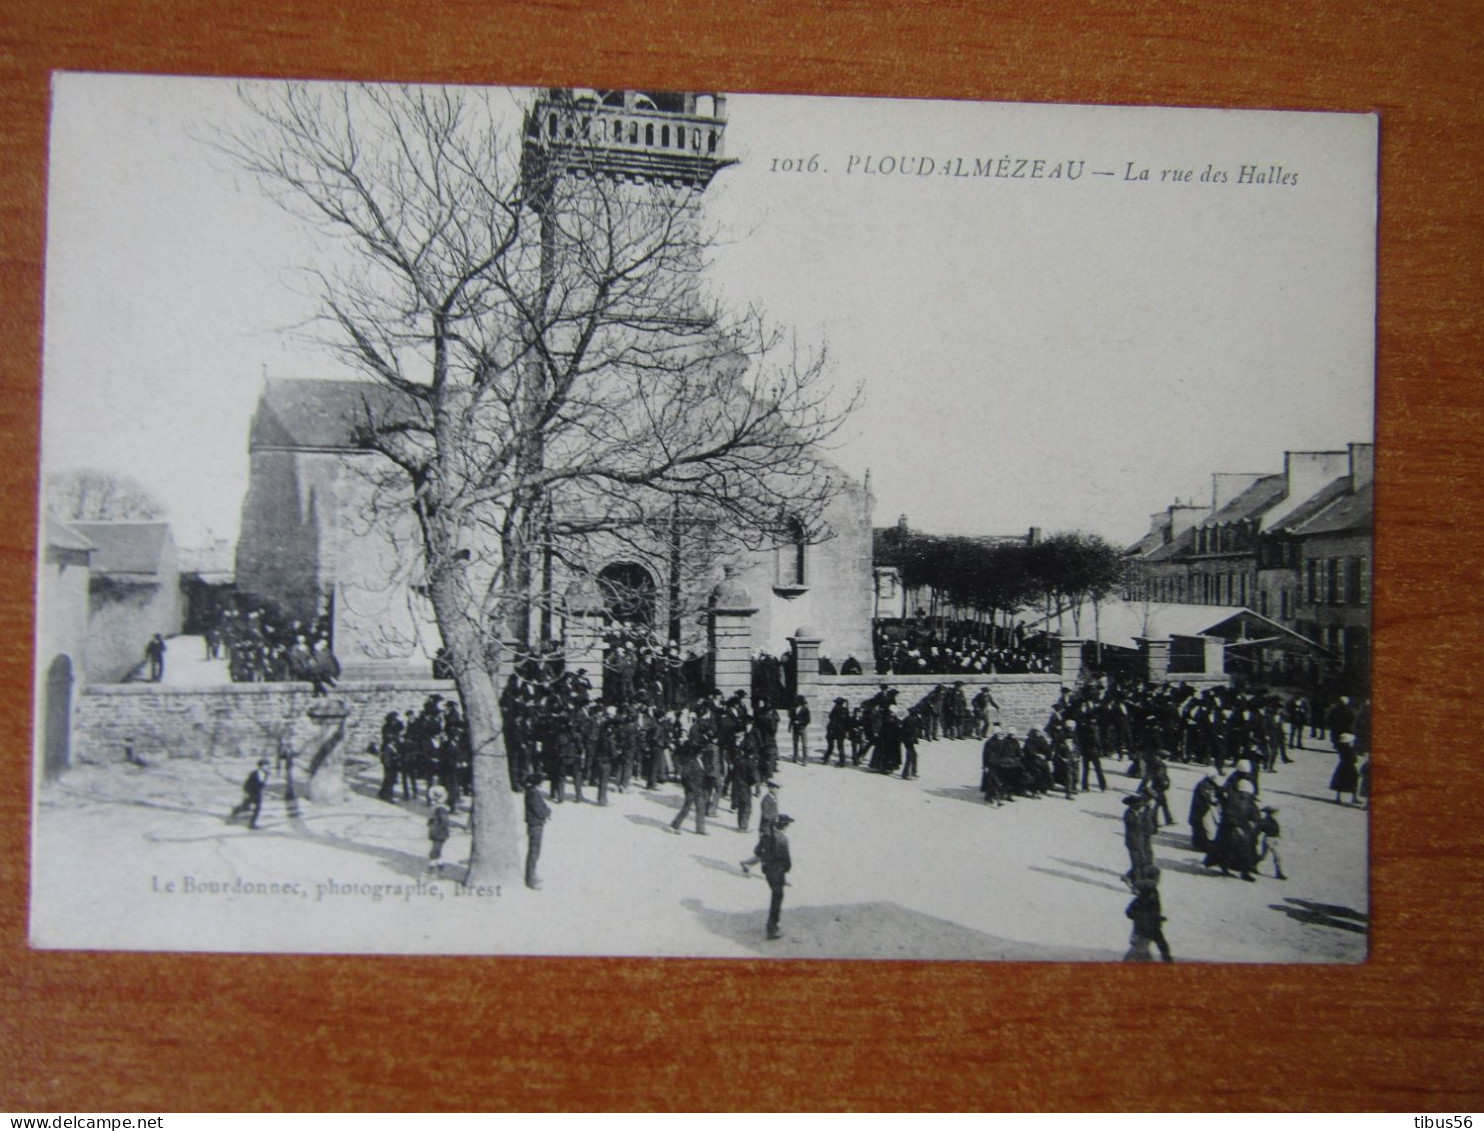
[32,724,1367,962]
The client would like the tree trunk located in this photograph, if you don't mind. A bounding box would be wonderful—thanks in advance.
[459,662,521,886]
[428,571,521,887]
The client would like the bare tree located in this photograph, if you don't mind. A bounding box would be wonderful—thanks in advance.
[46,467,167,522]
[218,82,856,884]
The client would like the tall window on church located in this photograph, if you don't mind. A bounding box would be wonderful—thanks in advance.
[777,515,808,588]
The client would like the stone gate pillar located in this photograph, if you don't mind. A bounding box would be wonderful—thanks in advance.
[1202,635,1227,679]
[1137,636,1171,682]
[788,626,822,707]
[1058,636,1085,683]
[305,699,351,804]
[707,568,756,700]
[563,576,609,700]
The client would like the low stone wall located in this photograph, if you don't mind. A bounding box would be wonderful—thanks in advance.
[803,673,1067,733]
[71,680,457,766]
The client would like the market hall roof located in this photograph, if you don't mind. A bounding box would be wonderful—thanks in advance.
[1029,599,1322,653]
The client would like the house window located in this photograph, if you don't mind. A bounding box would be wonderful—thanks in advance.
[1358,557,1370,606]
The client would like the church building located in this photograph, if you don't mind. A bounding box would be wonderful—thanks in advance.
[234,88,875,682]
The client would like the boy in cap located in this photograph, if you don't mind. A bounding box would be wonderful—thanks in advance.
[740,781,781,872]
[427,784,453,872]
[1123,866,1173,962]
[1257,805,1287,880]
[229,758,272,830]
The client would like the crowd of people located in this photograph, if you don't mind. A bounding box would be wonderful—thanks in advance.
[873,620,1053,677]
[250,622,1366,947]
[597,629,711,711]
[373,693,474,811]
[205,602,341,692]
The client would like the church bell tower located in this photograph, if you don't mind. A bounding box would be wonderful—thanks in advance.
[521,88,735,204]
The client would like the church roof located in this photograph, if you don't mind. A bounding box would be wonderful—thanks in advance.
[69,521,173,578]
[249,378,421,452]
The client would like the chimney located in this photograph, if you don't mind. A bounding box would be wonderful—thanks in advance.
[1349,442,1375,489]
[1211,473,1263,511]
[1167,503,1206,540]
[1265,449,1351,529]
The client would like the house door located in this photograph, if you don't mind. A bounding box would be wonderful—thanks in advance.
[43,654,74,780]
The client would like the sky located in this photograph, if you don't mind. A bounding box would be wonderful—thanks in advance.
[40,74,1376,548]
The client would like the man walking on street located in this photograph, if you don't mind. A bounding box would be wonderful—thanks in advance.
[228,758,271,829]
[761,814,794,940]
[670,750,707,835]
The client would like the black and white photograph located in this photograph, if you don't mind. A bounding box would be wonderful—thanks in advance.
[31,73,1376,961]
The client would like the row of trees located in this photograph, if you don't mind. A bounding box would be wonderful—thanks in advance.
[877,528,1129,638]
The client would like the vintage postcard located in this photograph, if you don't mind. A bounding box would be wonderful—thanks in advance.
[31,73,1375,960]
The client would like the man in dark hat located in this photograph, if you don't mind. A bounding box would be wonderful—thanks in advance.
[524,771,552,890]
[826,697,851,766]
[760,814,794,940]
[788,695,812,764]
[1121,793,1154,890]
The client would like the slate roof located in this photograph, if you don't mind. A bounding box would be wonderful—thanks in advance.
[1266,476,1352,534]
[69,521,172,577]
[1291,481,1373,537]
[1198,474,1286,527]
[249,378,423,452]
[1139,524,1196,564]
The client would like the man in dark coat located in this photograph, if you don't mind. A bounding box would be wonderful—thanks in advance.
[761,814,794,940]
[145,634,167,682]
[670,751,707,835]
[825,698,851,766]
[1121,793,1155,889]
[524,772,552,890]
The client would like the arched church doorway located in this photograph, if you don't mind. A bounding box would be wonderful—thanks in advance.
[43,654,74,781]
[598,562,657,629]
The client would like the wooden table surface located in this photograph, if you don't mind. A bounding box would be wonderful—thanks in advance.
[2,0,1481,1112]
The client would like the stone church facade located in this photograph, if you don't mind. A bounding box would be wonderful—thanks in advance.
[235,377,876,681]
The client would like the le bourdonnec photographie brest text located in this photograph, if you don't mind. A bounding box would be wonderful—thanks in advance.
[30,73,1376,962]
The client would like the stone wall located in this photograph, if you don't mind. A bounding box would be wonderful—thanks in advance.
[71,679,457,766]
[804,673,1067,732]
